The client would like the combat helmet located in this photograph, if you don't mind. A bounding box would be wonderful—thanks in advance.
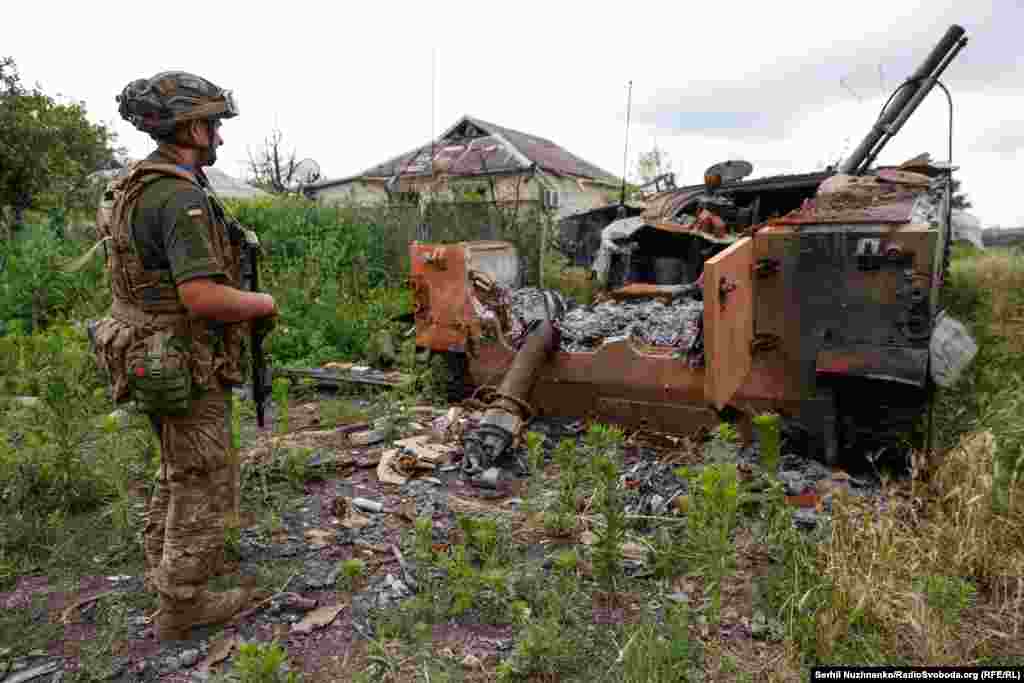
[117,71,238,141]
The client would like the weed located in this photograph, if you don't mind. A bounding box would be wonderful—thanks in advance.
[227,639,301,683]
[232,393,243,451]
[336,558,366,592]
[582,422,626,469]
[591,454,626,595]
[272,377,290,435]
[69,594,130,682]
[318,397,368,428]
[282,447,312,492]
[752,412,782,474]
[553,548,579,575]
[620,603,701,682]
[543,510,576,537]
[679,462,740,628]
[648,525,687,581]
[521,431,546,516]
[412,516,434,566]
[913,574,977,626]
[554,437,584,517]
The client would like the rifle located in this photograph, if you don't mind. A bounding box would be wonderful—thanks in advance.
[241,231,269,428]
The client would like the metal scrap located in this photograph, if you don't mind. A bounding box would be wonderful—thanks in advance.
[509,288,702,352]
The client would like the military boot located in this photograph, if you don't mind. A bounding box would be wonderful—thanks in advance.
[155,582,263,642]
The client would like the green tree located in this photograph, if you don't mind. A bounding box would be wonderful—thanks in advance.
[950,178,971,211]
[0,56,117,233]
[634,143,674,190]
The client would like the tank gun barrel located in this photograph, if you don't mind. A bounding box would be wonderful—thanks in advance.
[839,24,968,175]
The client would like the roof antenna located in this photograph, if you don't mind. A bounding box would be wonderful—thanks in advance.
[619,79,633,209]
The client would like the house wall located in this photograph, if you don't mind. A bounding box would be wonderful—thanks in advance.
[313,180,390,206]
[539,175,618,220]
[310,171,614,220]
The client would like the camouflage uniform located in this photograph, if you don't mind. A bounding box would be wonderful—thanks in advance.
[124,150,245,602]
[90,71,260,637]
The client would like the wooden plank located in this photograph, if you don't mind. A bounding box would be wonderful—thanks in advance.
[703,236,754,410]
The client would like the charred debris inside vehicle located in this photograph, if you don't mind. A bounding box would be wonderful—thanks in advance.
[410,24,978,476]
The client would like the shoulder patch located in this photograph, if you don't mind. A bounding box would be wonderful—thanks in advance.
[187,208,204,217]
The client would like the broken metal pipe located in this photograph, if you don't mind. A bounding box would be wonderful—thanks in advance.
[462,291,562,476]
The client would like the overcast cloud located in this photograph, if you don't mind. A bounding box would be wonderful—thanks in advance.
[6,0,1022,226]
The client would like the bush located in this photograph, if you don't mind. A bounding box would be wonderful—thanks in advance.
[0,226,109,333]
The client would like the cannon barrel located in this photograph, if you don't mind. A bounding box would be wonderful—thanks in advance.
[839,24,968,175]
[461,292,562,476]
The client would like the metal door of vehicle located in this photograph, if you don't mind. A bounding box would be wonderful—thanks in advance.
[703,236,754,409]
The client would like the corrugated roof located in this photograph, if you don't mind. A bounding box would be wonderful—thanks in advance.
[307,115,621,191]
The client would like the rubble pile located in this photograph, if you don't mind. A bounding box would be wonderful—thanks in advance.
[508,288,703,352]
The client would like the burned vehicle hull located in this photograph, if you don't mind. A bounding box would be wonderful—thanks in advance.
[409,25,973,465]
[411,199,941,464]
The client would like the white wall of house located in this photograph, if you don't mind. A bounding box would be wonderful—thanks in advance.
[310,172,615,219]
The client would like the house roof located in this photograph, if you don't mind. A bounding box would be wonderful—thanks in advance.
[306,115,621,191]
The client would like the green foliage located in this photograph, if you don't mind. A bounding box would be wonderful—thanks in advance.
[69,595,131,682]
[591,454,626,595]
[499,566,590,681]
[583,422,626,468]
[648,525,687,581]
[620,603,701,683]
[229,639,301,683]
[0,228,109,331]
[678,462,740,627]
[0,56,119,229]
[271,377,290,434]
[0,325,153,564]
[754,484,831,660]
[752,412,781,474]
[335,558,366,592]
[914,574,977,626]
[522,431,546,515]
[554,438,583,518]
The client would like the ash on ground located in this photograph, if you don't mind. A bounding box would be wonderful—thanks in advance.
[507,288,702,352]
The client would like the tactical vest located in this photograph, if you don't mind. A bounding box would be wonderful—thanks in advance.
[90,160,249,404]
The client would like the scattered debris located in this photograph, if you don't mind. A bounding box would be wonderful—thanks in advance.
[352,497,385,513]
[303,528,337,548]
[291,602,347,634]
[196,636,237,673]
[59,589,118,624]
[393,435,457,465]
[2,661,60,683]
[349,427,389,447]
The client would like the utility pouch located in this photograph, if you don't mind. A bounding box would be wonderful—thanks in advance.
[127,331,193,416]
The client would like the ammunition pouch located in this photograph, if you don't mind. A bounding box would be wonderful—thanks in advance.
[127,331,194,416]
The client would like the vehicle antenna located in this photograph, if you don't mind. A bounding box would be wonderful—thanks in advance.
[620,80,632,207]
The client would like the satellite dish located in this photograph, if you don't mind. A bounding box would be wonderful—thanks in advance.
[704,160,754,185]
[291,158,321,188]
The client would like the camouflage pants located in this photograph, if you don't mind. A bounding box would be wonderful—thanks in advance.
[143,385,238,603]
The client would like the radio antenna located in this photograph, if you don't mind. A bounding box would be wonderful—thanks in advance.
[619,80,632,206]
[431,48,436,177]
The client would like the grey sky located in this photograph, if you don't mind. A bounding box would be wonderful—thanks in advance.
[6,0,1022,226]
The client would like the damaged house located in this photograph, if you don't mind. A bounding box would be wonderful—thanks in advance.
[303,115,622,221]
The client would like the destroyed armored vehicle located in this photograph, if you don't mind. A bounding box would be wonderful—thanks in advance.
[409,25,976,467]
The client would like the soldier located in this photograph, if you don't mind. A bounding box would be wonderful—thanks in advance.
[89,71,276,641]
